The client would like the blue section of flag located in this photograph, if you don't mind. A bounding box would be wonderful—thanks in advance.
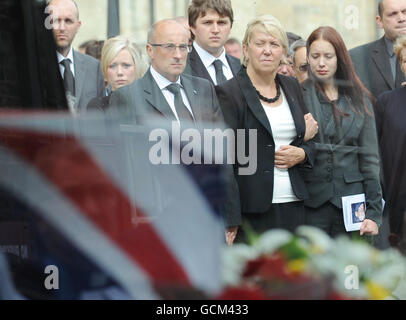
[0,186,126,299]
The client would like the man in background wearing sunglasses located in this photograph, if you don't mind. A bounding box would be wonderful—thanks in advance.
[289,39,309,84]
[287,39,317,146]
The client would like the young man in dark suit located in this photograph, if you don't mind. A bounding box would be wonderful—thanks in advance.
[183,0,241,85]
[350,0,406,99]
[48,0,105,114]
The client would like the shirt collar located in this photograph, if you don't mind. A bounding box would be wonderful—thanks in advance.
[384,37,395,58]
[150,66,182,90]
[193,41,228,68]
[56,47,74,64]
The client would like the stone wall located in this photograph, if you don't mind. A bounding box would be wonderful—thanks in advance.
[73,0,382,50]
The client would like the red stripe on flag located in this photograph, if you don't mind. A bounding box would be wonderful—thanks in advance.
[0,128,191,286]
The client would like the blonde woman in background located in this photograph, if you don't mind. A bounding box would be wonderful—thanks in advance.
[87,36,148,111]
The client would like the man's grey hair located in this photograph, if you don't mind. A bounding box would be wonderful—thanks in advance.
[378,0,384,18]
[289,39,307,63]
[147,24,155,44]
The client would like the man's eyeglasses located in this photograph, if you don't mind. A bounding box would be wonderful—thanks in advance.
[149,43,192,53]
[298,63,309,72]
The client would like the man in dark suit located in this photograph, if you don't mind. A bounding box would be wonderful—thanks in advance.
[111,19,241,244]
[376,88,406,246]
[375,38,406,246]
[350,0,406,250]
[48,0,105,114]
[183,0,240,85]
[350,0,406,99]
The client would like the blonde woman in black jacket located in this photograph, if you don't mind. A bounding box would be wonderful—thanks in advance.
[216,15,317,243]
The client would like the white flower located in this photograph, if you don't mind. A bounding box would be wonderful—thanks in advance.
[221,244,259,286]
[329,236,376,271]
[391,273,406,300]
[254,229,292,256]
[296,226,333,253]
[220,226,406,300]
[366,250,406,293]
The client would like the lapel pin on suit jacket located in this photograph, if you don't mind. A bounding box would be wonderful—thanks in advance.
[193,90,197,95]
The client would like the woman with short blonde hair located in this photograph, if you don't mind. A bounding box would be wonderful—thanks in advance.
[101,36,148,83]
[394,35,406,73]
[241,15,289,67]
[216,15,317,244]
[87,36,147,111]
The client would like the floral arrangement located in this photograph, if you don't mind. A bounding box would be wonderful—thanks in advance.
[219,226,406,300]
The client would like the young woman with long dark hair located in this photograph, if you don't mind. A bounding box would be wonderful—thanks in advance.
[301,26,382,238]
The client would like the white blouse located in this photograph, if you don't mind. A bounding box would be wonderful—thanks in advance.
[261,89,300,203]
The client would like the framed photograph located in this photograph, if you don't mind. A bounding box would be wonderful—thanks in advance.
[341,194,366,232]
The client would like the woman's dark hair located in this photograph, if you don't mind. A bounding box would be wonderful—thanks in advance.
[306,26,373,119]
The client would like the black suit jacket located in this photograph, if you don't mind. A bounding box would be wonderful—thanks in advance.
[110,69,242,227]
[350,36,405,99]
[301,81,382,226]
[87,95,110,112]
[183,47,241,85]
[72,50,105,112]
[215,66,316,214]
[375,87,406,236]
[110,69,224,128]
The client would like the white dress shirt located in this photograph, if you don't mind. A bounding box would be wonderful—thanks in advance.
[149,66,194,123]
[56,47,75,79]
[193,41,234,85]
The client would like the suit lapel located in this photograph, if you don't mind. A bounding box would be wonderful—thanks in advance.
[180,76,199,123]
[303,82,335,144]
[237,68,273,137]
[308,89,356,146]
[371,37,395,90]
[334,97,355,145]
[188,48,214,84]
[142,71,177,121]
[226,54,241,77]
[324,114,337,141]
[73,50,85,110]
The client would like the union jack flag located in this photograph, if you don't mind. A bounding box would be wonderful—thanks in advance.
[0,111,225,299]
